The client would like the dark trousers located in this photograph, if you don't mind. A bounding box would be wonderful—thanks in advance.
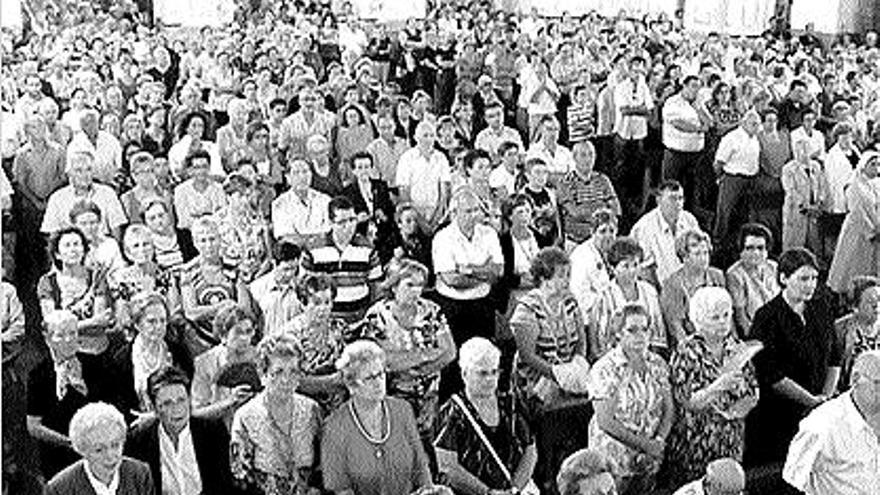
[613,136,648,231]
[532,402,593,495]
[433,294,495,402]
[714,173,756,266]
[661,148,704,211]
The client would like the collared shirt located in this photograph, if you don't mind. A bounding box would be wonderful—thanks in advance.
[612,77,653,140]
[488,165,517,197]
[41,184,128,235]
[281,110,337,156]
[630,208,700,284]
[432,222,503,300]
[249,271,303,337]
[526,141,576,176]
[366,136,408,184]
[395,147,451,216]
[783,392,880,495]
[13,140,67,204]
[270,188,331,241]
[569,238,611,320]
[662,93,705,152]
[557,170,620,243]
[715,127,760,176]
[823,144,856,213]
[159,424,203,495]
[301,233,382,314]
[474,126,523,158]
[84,461,121,495]
[790,126,826,162]
[173,179,226,230]
[67,131,123,185]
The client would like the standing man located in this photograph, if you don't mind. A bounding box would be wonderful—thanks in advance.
[662,75,711,210]
[249,242,304,337]
[475,101,523,160]
[66,109,123,188]
[557,141,620,246]
[672,458,746,495]
[783,350,880,494]
[396,121,452,232]
[712,111,762,266]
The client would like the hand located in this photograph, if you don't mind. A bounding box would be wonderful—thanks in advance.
[809,393,829,409]
[710,372,743,394]
[130,410,156,429]
[230,385,255,406]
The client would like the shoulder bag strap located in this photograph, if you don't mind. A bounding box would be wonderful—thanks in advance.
[450,394,513,485]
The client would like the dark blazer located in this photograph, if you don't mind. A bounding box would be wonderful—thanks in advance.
[341,179,395,226]
[47,457,155,495]
[125,416,236,495]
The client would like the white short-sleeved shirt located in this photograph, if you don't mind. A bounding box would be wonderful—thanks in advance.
[715,127,760,176]
[526,142,576,176]
[791,127,827,162]
[475,126,523,157]
[630,208,700,284]
[569,238,611,320]
[173,179,227,230]
[613,77,653,140]
[66,131,123,186]
[783,392,880,495]
[41,184,128,235]
[662,94,705,152]
[395,147,451,216]
[432,222,503,300]
[488,166,517,197]
[271,189,331,241]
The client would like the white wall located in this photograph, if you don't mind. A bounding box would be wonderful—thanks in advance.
[684,0,776,35]
[1,0,23,30]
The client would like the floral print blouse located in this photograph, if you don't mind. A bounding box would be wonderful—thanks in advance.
[216,206,269,283]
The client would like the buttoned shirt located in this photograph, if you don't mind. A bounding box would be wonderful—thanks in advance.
[474,126,523,158]
[791,126,827,162]
[630,208,700,284]
[366,136,408,184]
[488,166,517,197]
[67,131,123,185]
[270,188,331,242]
[612,77,653,140]
[249,272,303,337]
[569,238,611,320]
[84,462,121,495]
[41,184,128,235]
[783,392,880,495]
[526,141,576,176]
[159,424,203,495]
[432,222,503,300]
[662,94,705,152]
[395,147,451,218]
[715,127,761,176]
[281,110,336,156]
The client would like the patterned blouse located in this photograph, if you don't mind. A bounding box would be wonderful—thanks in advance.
[231,392,322,495]
[591,280,666,358]
[666,334,759,485]
[282,314,350,412]
[587,346,670,477]
[215,206,270,283]
[836,313,880,388]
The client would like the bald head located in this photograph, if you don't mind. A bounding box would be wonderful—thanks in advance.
[705,458,745,495]
[852,350,880,382]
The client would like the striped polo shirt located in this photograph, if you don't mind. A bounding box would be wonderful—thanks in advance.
[302,233,382,315]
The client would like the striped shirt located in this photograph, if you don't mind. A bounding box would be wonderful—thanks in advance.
[302,233,381,315]
[557,170,620,243]
[566,103,596,144]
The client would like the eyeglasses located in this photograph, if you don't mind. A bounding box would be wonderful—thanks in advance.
[623,325,649,334]
[743,244,767,251]
[334,216,358,225]
[358,369,386,384]
[471,367,500,378]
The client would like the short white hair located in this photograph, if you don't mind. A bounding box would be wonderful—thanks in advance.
[688,286,733,330]
[226,98,247,115]
[336,340,385,386]
[69,402,126,455]
[459,337,500,371]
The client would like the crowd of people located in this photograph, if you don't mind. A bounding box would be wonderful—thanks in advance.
[2,0,880,494]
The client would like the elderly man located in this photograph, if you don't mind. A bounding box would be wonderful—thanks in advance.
[556,448,617,495]
[46,402,154,495]
[783,350,880,495]
[672,458,746,495]
[126,366,236,495]
[432,188,503,397]
[41,151,127,239]
[281,86,336,157]
[66,109,123,187]
[662,75,711,210]
[396,120,452,231]
[557,141,621,245]
[712,110,762,266]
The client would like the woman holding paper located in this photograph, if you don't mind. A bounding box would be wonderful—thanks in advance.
[665,287,759,486]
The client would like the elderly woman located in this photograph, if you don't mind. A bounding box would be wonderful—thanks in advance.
[590,238,665,362]
[168,111,223,179]
[435,337,537,495]
[120,152,175,225]
[46,402,154,494]
[835,276,880,389]
[179,216,256,353]
[231,335,322,495]
[497,194,541,311]
[321,340,433,495]
[666,287,760,486]
[217,99,251,172]
[660,229,726,348]
[173,150,227,247]
[38,227,115,355]
[510,247,590,492]
[588,304,674,495]
[191,305,259,426]
[359,260,456,456]
[383,203,432,268]
[280,274,350,412]
[556,449,617,495]
[215,173,272,283]
[726,223,780,337]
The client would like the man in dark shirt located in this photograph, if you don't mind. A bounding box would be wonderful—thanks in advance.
[775,80,815,131]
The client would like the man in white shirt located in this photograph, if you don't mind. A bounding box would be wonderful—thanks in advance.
[672,458,746,495]
[249,242,304,337]
[630,180,700,286]
[569,209,617,321]
[790,108,826,164]
[783,350,880,495]
[526,116,575,182]
[67,109,123,187]
[271,157,331,245]
[396,121,452,231]
[489,141,521,198]
[712,110,761,265]
[475,101,523,160]
[662,75,711,209]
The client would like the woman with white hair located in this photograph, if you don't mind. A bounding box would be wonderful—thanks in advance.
[322,340,432,495]
[435,337,538,495]
[665,286,759,486]
[45,402,154,495]
[556,449,617,495]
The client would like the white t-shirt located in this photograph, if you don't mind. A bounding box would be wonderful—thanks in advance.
[715,127,760,176]
[432,222,503,300]
[395,147,451,217]
[662,93,705,152]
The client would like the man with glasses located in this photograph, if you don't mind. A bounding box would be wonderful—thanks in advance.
[783,350,880,495]
[301,196,381,321]
[672,457,745,495]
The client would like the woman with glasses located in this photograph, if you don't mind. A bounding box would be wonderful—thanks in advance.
[725,223,780,337]
[588,304,674,495]
[435,337,537,495]
[231,334,322,495]
[322,340,433,495]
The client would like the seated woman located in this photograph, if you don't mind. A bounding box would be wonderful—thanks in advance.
[590,238,665,362]
[509,247,590,492]
[725,223,780,337]
[321,340,433,495]
[240,121,283,190]
[142,198,193,272]
[435,337,538,495]
[360,260,456,458]
[659,229,725,348]
[120,151,175,226]
[835,276,880,389]
[191,305,259,427]
[38,227,115,355]
[588,304,674,495]
[215,172,272,283]
[231,335,322,495]
[69,200,125,274]
[381,203,432,270]
[280,274,350,413]
[179,216,256,355]
[335,104,376,165]
[27,310,137,477]
[666,287,759,486]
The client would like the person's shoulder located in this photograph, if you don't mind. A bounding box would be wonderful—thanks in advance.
[325,399,353,430]
[120,456,152,478]
[671,479,703,495]
[47,459,87,490]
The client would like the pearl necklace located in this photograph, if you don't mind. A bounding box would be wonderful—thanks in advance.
[348,400,391,459]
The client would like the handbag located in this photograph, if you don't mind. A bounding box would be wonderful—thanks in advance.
[450,395,540,495]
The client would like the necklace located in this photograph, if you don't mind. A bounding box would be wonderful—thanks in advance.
[348,400,391,459]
